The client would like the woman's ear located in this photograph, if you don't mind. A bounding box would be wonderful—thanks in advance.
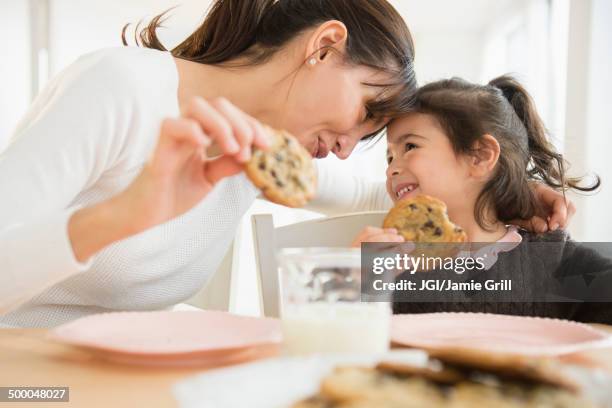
[305,20,348,62]
[468,134,500,179]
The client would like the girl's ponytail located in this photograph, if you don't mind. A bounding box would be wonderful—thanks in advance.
[489,75,600,193]
[413,75,599,229]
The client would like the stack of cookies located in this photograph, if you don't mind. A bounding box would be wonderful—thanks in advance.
[292,348,594,407]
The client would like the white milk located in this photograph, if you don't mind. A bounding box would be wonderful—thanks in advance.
[281,301,390,355]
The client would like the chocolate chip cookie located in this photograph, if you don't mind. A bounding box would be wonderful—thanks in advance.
[245,125,316,207]
[291,358,593,408]
[383,195,467,243]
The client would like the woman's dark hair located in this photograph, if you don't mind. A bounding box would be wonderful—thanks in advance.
[122,0,417,132]
[411,75,600,229]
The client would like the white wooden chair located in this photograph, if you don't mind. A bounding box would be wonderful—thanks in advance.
[252,211,387,317]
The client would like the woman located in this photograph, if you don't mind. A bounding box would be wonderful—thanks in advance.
[0,0,571,327]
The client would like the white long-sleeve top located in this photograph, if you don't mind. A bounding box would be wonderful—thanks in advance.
[0,47,391,328]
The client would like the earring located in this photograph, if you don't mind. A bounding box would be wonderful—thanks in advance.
[308,58,317,66]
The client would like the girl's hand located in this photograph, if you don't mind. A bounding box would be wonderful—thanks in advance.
[511,183,576,233]
[351,226,405,248]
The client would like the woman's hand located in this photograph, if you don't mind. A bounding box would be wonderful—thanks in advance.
[351,226,405,248]
[69,97,269,262]
[511,183,576,233]
[123,97,269,229]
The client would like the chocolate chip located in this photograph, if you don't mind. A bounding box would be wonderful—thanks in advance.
[271,170,277,178]
[409,203,417,210]
[424,220,435,229]
[293,176,305,189]
[258,163,266,170]
[276,180,284,187]
[427,206,433,213]
[434,227,443,236]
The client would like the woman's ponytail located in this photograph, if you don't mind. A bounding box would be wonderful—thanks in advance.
[172,0,275,64]
[123,0,277,64]
[122,0,418,121]
[489,75,600,193]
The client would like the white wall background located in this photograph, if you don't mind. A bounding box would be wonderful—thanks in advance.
[1,0,610,315]
[0,1,30,152]
[564,0,612,242]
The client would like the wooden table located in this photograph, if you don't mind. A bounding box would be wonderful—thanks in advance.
[1,326,612,408]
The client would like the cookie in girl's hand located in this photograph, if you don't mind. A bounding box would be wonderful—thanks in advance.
[245,125,316,207]
[383,195,467,243]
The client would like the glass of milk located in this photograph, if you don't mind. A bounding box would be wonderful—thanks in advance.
[277,248,391,355]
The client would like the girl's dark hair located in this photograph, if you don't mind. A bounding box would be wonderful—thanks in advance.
[412,75,600,229]
[122,0,417,128]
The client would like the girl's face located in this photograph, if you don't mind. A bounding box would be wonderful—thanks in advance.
[385,113,476,215]
[284,61,390,160]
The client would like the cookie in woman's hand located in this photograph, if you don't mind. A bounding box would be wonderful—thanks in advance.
[383,195,467,243]
[245,125,316,207]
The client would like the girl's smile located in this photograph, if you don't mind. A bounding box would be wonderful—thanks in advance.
[385,112,474,213]
[393,182,419,200]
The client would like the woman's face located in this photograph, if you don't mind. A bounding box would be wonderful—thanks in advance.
[284,61,390,160]
[385,113,474,214]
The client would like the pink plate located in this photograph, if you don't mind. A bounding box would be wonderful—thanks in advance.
[87,343,281,367]
[391,313,612,356]
[49,311,282,357]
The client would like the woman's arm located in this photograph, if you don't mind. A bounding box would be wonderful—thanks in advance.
[0,55,267,313]
[305,159,393,215]
[0,60,125,313]
[68,108,269,263]
[511,183,577,232]
[308,161,575,231]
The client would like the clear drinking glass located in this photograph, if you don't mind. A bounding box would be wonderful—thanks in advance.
[277,247,390,355]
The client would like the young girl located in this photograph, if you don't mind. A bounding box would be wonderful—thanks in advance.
[354,75,610,323]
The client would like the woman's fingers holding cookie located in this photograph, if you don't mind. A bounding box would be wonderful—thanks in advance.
[245,115,271,151]
[184,96,241,156]
[209,97,255,162]
[159,117,210,149]
[204,155,244,185]
[152,118,211,175]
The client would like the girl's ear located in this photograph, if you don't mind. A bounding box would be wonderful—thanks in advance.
[305,20,348,62]
[468,134,500,179]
